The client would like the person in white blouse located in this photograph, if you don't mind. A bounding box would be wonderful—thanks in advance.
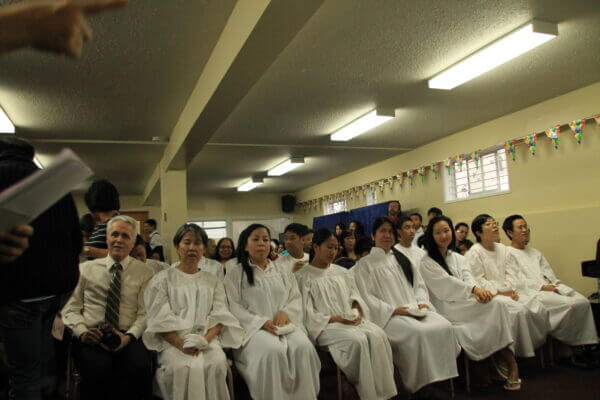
[143,224,243,400]
[296,229,397,400]
[353,217,460,396]
[465,214,551,359]
[394,214,426,268]
[502,215,598,362]
[223,224,321,400]
[420,216,520,390]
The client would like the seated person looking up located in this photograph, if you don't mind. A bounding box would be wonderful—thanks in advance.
[278,223,309,273]
[465,214,551,358]
[503,215,598,365]
[62,215,154,400]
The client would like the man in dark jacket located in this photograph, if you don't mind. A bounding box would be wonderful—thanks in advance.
[0,135,82,400]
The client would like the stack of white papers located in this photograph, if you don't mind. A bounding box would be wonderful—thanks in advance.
[0,148,93,231]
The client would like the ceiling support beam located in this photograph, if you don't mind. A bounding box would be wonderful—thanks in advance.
[142,0,324,205]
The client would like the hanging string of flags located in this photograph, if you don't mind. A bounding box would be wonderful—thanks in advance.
[298,113,599,211]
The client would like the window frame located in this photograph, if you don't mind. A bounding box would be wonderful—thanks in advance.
[323,199,347,216]
[444,146,511,203]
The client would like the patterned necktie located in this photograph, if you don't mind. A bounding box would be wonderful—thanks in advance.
[105,263,123,328]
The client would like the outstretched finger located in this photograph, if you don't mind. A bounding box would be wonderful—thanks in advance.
[82,0,129,16]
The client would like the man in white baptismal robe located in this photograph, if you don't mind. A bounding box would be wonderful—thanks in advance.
[394,216,426,269]
[503,215,598,351]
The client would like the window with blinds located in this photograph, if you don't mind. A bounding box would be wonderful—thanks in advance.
[445,148,510,202]
[191,220,228,239]
[323,200,347,215]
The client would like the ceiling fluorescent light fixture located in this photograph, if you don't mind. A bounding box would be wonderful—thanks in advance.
[0,106,15,133]
[330,109,396,142]
[237,177,263,192]
[267,157,305,176]
[428,20,558,90]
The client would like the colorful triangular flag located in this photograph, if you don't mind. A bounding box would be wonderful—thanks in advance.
[568,119,586,143]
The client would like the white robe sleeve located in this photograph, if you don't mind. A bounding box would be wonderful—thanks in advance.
[465,249,500,295]
[279,270,305,328]
[142,271,194,352]
[298,279,330,343]
[412,265,435,310]
[420,257,473,301]
[505,252,528,293]
[345,271,371,321]
[207,280,244,349]
[452,253,478,288]
[352,261,395,328]
[223,265,269,345]
[539,252,559,284]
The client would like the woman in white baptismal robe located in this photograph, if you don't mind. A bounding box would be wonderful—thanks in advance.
[419,216,521,390]
[143,224,244,400]
[296,229,397,400]
[171,254,225,280]
[353,217,460,394]
[223,224,321,400]
[465,214,551,357]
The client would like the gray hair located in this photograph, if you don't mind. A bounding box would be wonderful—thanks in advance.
[107,215,138,237]
[173,223,208,248]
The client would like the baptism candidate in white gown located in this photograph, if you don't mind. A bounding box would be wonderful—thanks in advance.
[296,229,397,400]
[143,224,244,400]
[171,254,225,280]
[223,224,321,400]
[503,215,598,346]
[419,216,522,390]
[353,217,460,393]
[466,214,551,357]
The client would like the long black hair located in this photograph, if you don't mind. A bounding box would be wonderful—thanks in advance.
[309,228,336,262]
[339,229,356,257]
[372,216,414,286]
[422,215,456,275]
[236,224,271,285]
[349,220,365,237]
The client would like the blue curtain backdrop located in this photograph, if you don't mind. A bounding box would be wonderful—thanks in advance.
[312,201,391,236]
[348,202,390,237]
[312,211,349,232]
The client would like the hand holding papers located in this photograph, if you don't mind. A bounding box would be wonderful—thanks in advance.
[0,149,93,231]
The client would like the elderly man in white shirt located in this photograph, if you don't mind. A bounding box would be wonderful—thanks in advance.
[503,215,598,365]
[62,215,155,400]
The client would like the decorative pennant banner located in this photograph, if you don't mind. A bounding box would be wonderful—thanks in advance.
[418,166,426,182]
[545,125,560,149]
[444,158,453,175]
[524,133,537,156]
[379,180,385,192]
[408,170,416,186]
[431,162,440,179]
[457,154,466,171]
[395,173,404,186]
[569,119,586,143]
[505,139,517,161]
[470,149,481,168]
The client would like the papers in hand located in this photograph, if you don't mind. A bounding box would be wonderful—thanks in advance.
[341,308,360,322]
[0,149,93,231]
[274,324,296,336]
[183,334,208,350]
[406,307,427,318]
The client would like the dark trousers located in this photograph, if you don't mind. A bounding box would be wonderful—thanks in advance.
[73,337,152,400]
[0,297,59,400]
